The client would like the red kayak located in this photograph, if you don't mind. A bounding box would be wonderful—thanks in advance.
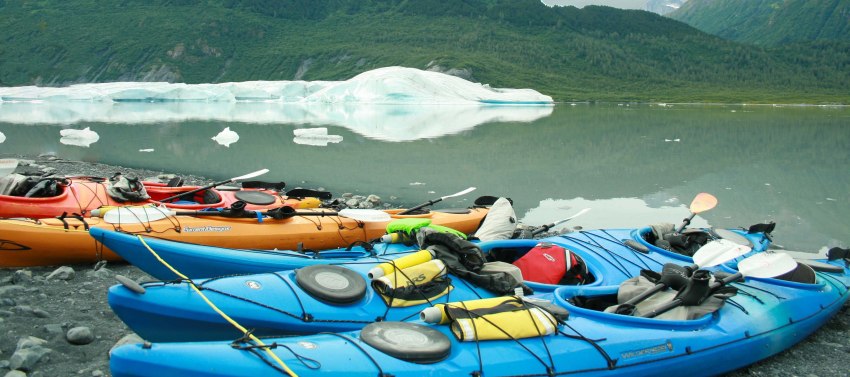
[0,176,321,219]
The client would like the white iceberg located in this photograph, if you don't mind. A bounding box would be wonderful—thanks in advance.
[212,127,239,147]
[0,67,554,142]
[59,127,100,147]
[0,131,5,144]
[292,128,343,146]
[0,66,552,104]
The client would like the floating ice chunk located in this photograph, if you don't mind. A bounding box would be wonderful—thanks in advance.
[293,128,342,146]
[139,148,155,152]
[59,127,99,147]
[0,131,5,144]
[664,138,680,142]
[293,127,329,137]
[293,135,343,147]
[212,127,239,147]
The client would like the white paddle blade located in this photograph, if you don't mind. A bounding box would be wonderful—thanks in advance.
[442,187,476,200]
[0,158,19,177]
[338,208,392,223]
[692,239,752,268]
[102,206,173,224]
[233,168,269,181]
[738,252,797,279]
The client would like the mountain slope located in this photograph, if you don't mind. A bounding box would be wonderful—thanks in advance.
[669,0,850,46]
[0,0,848,103]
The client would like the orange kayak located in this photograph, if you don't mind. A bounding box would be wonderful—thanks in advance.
[0,207,489,267]
[0,177,320,219]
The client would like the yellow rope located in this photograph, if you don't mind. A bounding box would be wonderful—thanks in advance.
[136,235,298,377]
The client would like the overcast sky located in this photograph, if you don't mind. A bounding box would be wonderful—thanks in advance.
[541,0,646,9]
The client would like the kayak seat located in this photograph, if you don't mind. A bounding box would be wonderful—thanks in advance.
[773,262,816,284]
[165,177,184,187]
[642,225,711,257]
[360,322,451,364]
[200,189,222,204]
[488,243,596,286]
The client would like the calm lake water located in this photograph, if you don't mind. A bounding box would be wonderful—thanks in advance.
[1,102,848,251]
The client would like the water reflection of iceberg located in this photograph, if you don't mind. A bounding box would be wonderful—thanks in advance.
[293,128,343,146]
[0,102,553,142]
[520,197,711,230]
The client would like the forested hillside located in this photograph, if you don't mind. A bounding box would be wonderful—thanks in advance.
[0,0,848,103]
[670,0,850,46]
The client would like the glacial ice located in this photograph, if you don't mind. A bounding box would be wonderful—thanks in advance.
[0,67,554,142]
[0,66,552,104]
[211,127,240,147]
[59,127,99,147]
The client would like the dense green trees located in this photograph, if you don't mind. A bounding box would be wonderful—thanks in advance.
[671,0,850,46]
[0,0,847,103]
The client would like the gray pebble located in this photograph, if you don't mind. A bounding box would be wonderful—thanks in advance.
[0,286,25,298]
[31,309,49,318]
[84,268,112,279]
[12,270,32,285]
[345,198,359,207]
[4,370,27,377]
[65,326,94,345]
[46,267,75,281]
[110,333,144,355]
[9,336,50,371]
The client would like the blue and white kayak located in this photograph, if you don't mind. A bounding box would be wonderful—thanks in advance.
[108,229,728,342]
[92,225,771,280]
[109,254,850,377]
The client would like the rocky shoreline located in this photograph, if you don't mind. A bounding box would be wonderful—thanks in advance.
[0,153,848,377]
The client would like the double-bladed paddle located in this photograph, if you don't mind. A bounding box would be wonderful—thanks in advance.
[395,187,477,215]
[98,204,392,224]
[530,208,592,235]
[640,252,797,318]
[159,169,270,203]
[613,239,752,314]
[675,192,718,233]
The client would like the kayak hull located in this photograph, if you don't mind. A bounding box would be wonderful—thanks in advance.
[0,208,488,267]
[106,230,704,342]
[0,177,315,219]
[109,259,850,376]
[92,225,771,280]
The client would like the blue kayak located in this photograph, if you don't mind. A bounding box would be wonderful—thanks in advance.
[92,225,770,280]
[109,254,850,377]
[108,229,744,342]
[108,229,755,341]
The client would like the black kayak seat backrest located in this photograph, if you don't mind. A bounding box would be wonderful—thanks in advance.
[773,262,817,284]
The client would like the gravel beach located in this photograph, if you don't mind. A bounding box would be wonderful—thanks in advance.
[0,153,847,377]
